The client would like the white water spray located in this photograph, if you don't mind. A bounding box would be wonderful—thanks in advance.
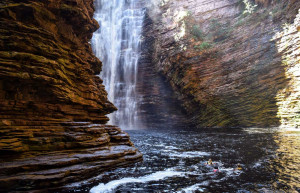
[92,0,145,129]
[90,169,185,193]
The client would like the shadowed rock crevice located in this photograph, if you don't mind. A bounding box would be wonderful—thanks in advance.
[137,12,190,129]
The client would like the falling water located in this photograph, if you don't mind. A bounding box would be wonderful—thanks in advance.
[92,0,145,129]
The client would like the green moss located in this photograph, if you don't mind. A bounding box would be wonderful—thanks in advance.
[209,19,233,42]
[0,51,12,58]
[190,25,204,40]
[15,53,40,62]
[57,58,68,65]
[209,19,223,31]
[194,42,212,50]
[0,3,23,9]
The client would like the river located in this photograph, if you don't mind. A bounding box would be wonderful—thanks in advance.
[62,128,299,193]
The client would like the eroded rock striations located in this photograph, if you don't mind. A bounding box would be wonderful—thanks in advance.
[0,0,142,191]
[144,0,300,128]
[137,11,189,129]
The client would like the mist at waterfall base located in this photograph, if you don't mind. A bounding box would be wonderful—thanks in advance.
[62,128,299,193]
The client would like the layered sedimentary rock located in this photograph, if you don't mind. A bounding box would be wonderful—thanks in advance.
[0,0,142,191]
[137,12,189,129]
[144,0,300,128]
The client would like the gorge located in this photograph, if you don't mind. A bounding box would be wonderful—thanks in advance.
[0,0,299,192]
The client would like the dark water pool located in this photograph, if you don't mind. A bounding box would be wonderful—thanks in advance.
[64,128,300,193]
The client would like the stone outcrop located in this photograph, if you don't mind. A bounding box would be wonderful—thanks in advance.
[144,0,300,128]
[0,123,142,192]
[0,0,142,191]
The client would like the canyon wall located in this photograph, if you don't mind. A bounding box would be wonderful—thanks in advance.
[137,12,189,129]
[0,0,142,191]
[144,0,300,128]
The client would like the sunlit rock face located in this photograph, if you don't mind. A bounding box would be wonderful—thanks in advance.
[274,12,300,128]
[144,0,300,128]
[0,0,142,191]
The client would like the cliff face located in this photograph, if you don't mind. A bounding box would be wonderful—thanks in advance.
[137,12,189,129]
[144,0,300,128]
[0,0,142,191]
[0,0,115,123]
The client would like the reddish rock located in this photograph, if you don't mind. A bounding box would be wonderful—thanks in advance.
[0,0,142,191]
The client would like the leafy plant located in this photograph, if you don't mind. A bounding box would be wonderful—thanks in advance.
[242,0,257,14]
[209,19,222,32]
[190,25,204,40]
[194,42,212,50]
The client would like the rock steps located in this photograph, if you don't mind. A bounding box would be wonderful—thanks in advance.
[0,151,142,192]
[0,122,142,192]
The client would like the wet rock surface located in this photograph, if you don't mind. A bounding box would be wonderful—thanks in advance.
[0,0,142,191]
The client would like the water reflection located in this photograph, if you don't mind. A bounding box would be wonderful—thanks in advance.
[270,130,300,192]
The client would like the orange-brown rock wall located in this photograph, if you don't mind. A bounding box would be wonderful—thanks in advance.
[145,0,300,128]
[0,0,142,191]
[0,0,116,124]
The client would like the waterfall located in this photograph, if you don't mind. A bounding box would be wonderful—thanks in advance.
[92,0,145,129]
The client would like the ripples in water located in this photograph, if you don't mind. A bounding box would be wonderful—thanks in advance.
[63,128,300,193]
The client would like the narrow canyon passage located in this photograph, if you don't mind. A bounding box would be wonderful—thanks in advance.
[63,0,300,192]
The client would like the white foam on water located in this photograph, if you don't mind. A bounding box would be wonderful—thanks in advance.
[279,126,300,131]
[177,183,205,193]
[153,144,166,147]
[143,143,153,146]
[165,145,180,150]
[167,151,210,158]
[243,127,300,134]
[253,162,262,168]
[90,169,185,193]
[283,133,300,136]
[242,128,279,134]
[219,167,242,178]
